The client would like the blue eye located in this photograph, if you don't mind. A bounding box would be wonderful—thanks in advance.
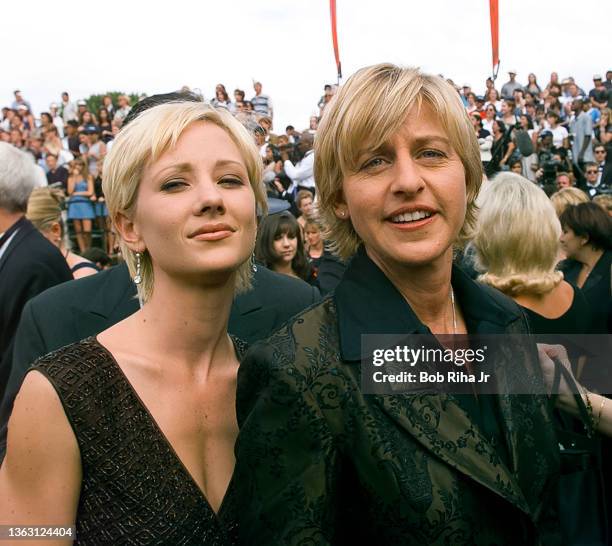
[421,149,445,159]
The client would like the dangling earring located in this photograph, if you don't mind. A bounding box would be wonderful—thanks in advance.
[133,252,143,284]
[250,253,257,273]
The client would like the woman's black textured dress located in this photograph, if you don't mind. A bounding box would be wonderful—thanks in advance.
[32,336,246,545]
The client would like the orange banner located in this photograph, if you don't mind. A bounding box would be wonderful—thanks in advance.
[489,0,499,77]
[330,0,342,80]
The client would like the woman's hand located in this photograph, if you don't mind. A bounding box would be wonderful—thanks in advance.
[273,180,285,194]
[537,343,574,396]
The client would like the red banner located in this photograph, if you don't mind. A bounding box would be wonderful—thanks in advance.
[330,0,342,80]
[489,0,499,78]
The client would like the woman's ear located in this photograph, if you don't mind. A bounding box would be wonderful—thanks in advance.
[333,190,349,219]
[50,221,62,242]
[114,212,145,253]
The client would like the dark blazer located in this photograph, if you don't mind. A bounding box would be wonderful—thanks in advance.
[233,249,560,545]
[0,218,72,400]
[559,249,611,334]
[0,262,319,459]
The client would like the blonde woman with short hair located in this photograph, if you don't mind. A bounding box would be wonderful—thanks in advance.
[550,186,589,217]
[26,187,98,278]
[232,64,559,545]
[593,193,612,216]
[1,102,267,543]
[471,172,592,334]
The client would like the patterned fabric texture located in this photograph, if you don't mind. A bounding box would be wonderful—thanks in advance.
[32,336,247,546]
[233,298,561,546]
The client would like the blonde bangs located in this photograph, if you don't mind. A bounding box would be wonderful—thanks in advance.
[102,101,266,303]
[315,63,482,260]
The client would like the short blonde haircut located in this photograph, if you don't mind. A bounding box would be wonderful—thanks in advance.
[593,193,612,214]
[550,187,589,217]
[472,172,563,296]
[314,63,482,259]
[103,102,267,304]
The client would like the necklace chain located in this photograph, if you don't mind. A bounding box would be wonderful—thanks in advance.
[450,286,457,334]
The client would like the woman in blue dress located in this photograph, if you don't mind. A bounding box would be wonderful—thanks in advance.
[66,158,95,252]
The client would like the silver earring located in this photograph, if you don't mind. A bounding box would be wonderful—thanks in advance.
[133,252,142,284]
[250,253,257,273]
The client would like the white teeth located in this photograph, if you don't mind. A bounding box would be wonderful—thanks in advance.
[391,210,432,223]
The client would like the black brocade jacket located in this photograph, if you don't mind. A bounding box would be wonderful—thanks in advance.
[233,249,560,546]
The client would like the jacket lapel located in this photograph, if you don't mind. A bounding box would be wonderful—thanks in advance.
[372,392,531,515]
[334,249,553,519]
[74,263,138,340]
[0,218,33,276]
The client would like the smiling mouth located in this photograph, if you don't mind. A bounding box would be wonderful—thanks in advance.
[389,210,434,224]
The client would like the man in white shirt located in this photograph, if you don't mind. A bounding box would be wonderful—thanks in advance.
[113,95,132,125]
[501,70,523,99]
[251,82,273,118]
[570,98,594,170]
[281,132,315,194]
[60,92,77,123]
[10,90,31,112]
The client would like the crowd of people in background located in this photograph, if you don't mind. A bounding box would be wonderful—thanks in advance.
[1,62,611,544]
[2,70,611,283]
[0,69,610,298]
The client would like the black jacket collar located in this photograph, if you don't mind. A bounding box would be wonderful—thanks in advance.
[334,247,522,361]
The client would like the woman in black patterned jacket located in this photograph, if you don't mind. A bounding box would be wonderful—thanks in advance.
[232,64,560,545]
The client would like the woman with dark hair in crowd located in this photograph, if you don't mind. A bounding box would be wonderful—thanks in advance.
[517,113,538,180]
[84,127,106,178]
[233,63,560,545]
[484,87,501,111]
[0,101,267,543]
[482,103,497,134]
[211,84,232,110]
[97,107,113,143]
[26,187,99,278]
[559,202,612,334]
[66,158,95,252]
[17,105,35,133]
[93,157,114,255]
[255,211,312,282]
[78,110,97,130]
[526,73,542,96]
[39,112,54,132]
[262,144,282,187]
[472,173,591,335]
[487,119,515,176]
[472,112,492,173]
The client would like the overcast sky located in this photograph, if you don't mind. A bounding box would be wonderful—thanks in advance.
[4,0,611,131]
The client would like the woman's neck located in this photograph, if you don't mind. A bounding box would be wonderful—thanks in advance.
[576,246,604,270]
[367,248,460,333]
[309,242,323,257]
[127,271,237,373]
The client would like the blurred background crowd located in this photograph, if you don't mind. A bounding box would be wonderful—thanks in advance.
[1,68,610,290]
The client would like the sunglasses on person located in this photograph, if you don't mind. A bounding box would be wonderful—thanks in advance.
[586,170,598,174]
[595,149,606,154]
